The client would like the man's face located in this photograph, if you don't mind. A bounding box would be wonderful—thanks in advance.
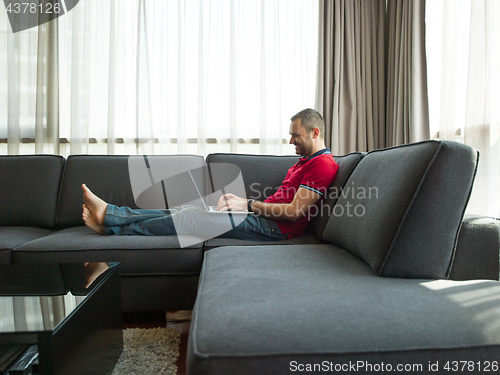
[289,119,314,157]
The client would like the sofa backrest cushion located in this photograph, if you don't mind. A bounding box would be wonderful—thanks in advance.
[309,152,365,240]
[205,153,299,205]
[56,154,205,228]
[206,152,363,238]
[322,141,479,279]
[0,155,64,228]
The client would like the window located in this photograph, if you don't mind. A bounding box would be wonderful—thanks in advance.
[0,0,320,156]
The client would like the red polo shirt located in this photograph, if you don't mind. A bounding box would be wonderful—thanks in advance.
[264,149,338,239]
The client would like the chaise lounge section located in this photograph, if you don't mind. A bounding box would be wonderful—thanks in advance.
[186,140,500,374]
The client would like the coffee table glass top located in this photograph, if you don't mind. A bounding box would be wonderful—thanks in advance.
[0,262,118,334]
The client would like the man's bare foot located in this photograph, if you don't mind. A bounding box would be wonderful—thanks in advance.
[81,184,107,225]
[82,204,106,235]
[83,262,110,288]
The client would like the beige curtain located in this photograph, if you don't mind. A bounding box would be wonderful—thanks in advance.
[386,0,430,146]
[316,0,429,154]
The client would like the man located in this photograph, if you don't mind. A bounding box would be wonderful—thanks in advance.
[82,109,339,241]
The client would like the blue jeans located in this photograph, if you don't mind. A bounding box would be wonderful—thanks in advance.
[104,204,286,242]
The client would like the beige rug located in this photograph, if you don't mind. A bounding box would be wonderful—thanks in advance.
[112,327,181,375]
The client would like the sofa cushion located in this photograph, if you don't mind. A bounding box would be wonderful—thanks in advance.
[206,152,361,245]
[449,215,500,281]
[187,245,500,375]
[0,155,64,228]
[203,233,320,250]
[56,154,206,228]
[0,227,56,264]
[309,152,364,239]
[206,153,299,205]
[322,141,478,279]
[12,226,204,275]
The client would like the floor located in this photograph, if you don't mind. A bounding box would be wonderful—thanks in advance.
[122,311,191,375]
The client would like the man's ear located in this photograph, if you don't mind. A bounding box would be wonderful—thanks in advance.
[312,127,320,139]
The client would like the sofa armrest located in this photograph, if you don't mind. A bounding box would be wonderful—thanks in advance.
[449,215,500,281]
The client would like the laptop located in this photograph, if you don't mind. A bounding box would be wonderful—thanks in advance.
[188,171,254,215]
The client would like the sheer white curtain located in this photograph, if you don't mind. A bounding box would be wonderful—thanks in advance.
[0,0,318,157]
[426,0,500,217]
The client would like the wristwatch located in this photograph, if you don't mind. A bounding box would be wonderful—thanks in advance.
[247,199,256,212]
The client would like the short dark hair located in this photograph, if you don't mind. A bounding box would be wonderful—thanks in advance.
[291,108,325,138]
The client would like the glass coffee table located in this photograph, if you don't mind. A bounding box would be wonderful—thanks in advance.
[0,262,123,375]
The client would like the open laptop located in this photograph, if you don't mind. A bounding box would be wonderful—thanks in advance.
[188,171,254,215]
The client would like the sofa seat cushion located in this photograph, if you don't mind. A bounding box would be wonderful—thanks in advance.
[188,245,500,375]
[0,227,55,264]
[12,226,204,275]
[0,227,56,250]
[204,234,320,250]
[0,227,54,264]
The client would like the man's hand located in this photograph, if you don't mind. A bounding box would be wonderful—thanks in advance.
[216,187,322,222]
[250,187,322,221]
[216,193,248,211]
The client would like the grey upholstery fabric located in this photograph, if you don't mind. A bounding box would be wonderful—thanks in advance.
[323,141,478,279]
[205,153,362,247]
[203,234,321,250]
[0,249,10,264]
[13,226,204,275]
[120,274,200,312]
[450,215,500,281]
[57,155,139,228]
[0,155,64,228]
[206,153,299,204]
[309,152,365,239]
[188,245,500,375]
[0,227,55,263]
[56,154,205,228]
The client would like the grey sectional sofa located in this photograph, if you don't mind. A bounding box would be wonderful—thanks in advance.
[0,149,363,311]
[186,141,500,374]
[1,140,500,374]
